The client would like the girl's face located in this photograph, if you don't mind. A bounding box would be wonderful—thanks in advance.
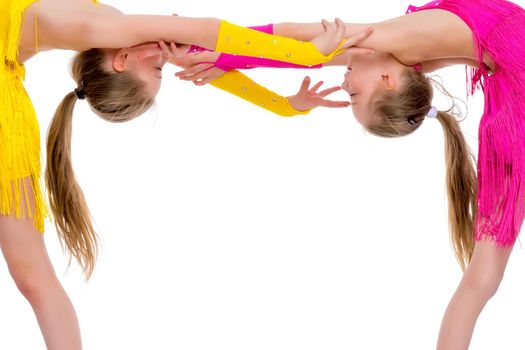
[341,51,407,126]
[111,42,168,97]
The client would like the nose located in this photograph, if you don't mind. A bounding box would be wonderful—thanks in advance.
[342,75,349,88]
[161,50,171,64]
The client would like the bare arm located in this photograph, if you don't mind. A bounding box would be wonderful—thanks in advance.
[275,10,475,65]
[274,20,416,63]
[37,11,221,52]
[420,57,479,72]
[275,22,370,43]
[296,43,478,71]
[83,15,221,50]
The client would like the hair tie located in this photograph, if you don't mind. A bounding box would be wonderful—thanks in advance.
[426,106,438,118]
[74,87,86,100]
[74,81,86,100]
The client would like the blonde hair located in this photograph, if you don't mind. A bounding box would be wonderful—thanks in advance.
[367,68,477,271]
[46,48,155,278]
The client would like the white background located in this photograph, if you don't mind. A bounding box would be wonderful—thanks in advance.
[2,0,525,349]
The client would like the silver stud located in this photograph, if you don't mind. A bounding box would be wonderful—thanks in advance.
[242,87,247,92]
[251,81,256,85]
[286,53,292,58]
[273,39,278,44]
[259,55,264,58]
[260,103,266,107]
[246,40,251,45]
[272,98,277,103]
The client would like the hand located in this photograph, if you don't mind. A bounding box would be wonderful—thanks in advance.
[311,18,351,56]
[343,26,375,55]
[176,66,226,86]
[170,48,219,70]
[158,40,194,67]
[159,41,226,85]
[287,76,350,111]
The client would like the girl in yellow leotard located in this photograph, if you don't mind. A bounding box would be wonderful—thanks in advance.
[0,0,365,347]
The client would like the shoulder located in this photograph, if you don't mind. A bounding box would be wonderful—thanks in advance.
[385,9,475,64]
[27,1,124,51]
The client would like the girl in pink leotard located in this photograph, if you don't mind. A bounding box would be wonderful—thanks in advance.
[172,1,525,348]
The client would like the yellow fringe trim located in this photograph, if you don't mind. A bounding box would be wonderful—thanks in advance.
[1,0,49,232]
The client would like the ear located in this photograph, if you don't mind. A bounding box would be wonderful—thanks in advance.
[381,73,396,90]
[113,49,128,72]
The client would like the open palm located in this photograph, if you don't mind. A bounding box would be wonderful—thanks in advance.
[287,76,350,112]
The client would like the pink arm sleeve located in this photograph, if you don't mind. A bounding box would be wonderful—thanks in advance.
[187,24,322,71]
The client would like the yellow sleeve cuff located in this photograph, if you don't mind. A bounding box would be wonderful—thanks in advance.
[210,70,310,117]
[215,21,344,66]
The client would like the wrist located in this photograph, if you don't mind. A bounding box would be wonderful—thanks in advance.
[287,96,312,115]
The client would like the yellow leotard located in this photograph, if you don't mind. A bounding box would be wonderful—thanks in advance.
[0,0,97,232]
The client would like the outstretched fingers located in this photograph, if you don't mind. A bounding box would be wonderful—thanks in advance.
[318,86,342,97]
[319,99,351,108]
[176,61,214,78]
[344,26,375,54]
[309,80,324,93]
[334,18,346,47]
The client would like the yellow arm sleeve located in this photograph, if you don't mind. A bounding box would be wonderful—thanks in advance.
[210,70,310,117]
[215,21,344,66]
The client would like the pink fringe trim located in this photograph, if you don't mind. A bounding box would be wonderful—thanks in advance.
[413,0,525,246]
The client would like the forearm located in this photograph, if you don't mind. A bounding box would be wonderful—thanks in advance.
[274,22,370,42]
[85,15,220,50]
[275,19,420,64]
[211,24,322,70]
[210,70,309,117]
[271,22,370,67]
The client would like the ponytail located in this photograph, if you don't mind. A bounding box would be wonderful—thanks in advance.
[436,111,477,271]
[46,48,156,278]
[46,92,98,279]
[367,67,477,270]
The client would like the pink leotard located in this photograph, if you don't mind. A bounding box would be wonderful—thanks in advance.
[410,0,525,246]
